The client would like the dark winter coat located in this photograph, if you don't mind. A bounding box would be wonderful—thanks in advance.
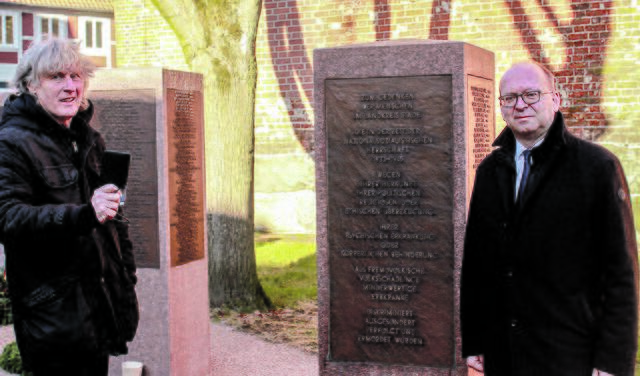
[461,112,638,376]
[0,94,138,369]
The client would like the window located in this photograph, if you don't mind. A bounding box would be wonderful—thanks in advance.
[35,14,68,40]
[79,17,110,55]
[0,11,19,48]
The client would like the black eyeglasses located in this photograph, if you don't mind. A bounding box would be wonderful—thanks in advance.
[499,91,554,107]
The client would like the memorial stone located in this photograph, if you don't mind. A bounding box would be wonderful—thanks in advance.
[91,68,210,376]
[314,40,494,375]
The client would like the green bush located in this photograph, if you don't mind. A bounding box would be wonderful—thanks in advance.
[0,267,12,325]
[0,296,12,326]
[0,341,23,374]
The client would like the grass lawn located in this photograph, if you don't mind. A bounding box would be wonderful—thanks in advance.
[255,234,317,308]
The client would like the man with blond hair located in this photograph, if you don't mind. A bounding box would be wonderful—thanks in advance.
[0,38,138,375]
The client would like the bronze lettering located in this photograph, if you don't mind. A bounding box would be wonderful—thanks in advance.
[469,85,493,169]
[167,89,206,267]
[327,76,454,364]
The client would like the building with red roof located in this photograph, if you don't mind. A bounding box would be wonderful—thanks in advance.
[0,0,114,88]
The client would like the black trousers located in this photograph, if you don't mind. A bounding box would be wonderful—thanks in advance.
[29,353,109,376]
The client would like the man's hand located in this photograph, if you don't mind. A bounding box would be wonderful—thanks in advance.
[467,355,484,373]
[593,370,614,376]
[91,184,121,224]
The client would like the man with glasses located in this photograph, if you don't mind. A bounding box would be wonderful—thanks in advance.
[461,62,638,376]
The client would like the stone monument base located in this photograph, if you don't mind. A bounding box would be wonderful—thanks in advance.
[92,68,211,376]
[314,40,494,375]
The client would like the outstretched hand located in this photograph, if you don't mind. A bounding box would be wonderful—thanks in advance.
[91,184,121,223]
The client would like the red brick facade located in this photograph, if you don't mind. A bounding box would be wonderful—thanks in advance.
[111,1,640,233]
[256,0,635,151]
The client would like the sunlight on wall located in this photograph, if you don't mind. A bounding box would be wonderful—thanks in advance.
[115,0,640,235]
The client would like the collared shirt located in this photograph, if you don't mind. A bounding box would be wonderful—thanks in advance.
[514,138,544,200]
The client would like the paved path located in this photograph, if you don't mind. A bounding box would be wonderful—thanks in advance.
[0,323,318,376]
[2,325,637,375]
[210,323,317,376]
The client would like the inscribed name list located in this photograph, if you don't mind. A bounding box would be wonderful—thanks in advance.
[466,75,494,200]
[167,89,206,267]
[326,75,454,366]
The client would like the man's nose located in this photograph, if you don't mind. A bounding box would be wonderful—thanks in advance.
[62,76,75,90]
[514,95,528,109]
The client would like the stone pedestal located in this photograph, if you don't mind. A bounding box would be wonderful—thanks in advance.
[314,40,494,375]
[91,68,211,376]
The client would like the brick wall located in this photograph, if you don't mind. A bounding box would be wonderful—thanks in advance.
[254,0,640,233]
[113,0,640,234]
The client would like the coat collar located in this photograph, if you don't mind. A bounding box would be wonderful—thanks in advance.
[1,93,97,146]
[491,111,569,211]
[492,111,568,164]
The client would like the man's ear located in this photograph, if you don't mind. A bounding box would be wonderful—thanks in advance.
[27,81,37,96]
[552,91,561,112]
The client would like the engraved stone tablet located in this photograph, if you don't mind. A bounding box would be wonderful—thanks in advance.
[315,40,495,375]
[327,76,453,365]
[91,89,160,268]
[466,76,495,203]
[91,68,211,376]
[166,89,206,267]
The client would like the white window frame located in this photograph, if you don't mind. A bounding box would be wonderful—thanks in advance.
[78,16,111,56]
[0,10,20,50]
[35,14,68,41]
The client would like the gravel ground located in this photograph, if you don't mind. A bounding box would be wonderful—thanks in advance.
[11,323,633,376]
[0,323,318,376]
[210,322,317,376]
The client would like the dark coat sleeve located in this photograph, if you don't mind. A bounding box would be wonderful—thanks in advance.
[114,212,136,285]
[460,166,492,357]
[593,158,639,375]
[0,137,97,243]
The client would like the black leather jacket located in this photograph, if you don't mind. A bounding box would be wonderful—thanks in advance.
[0,94,138,367]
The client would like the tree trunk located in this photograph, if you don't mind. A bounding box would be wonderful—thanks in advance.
[151,0,269,309]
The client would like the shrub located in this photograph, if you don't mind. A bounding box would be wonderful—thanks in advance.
[0,341,23,374]
[0,268,12,325]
